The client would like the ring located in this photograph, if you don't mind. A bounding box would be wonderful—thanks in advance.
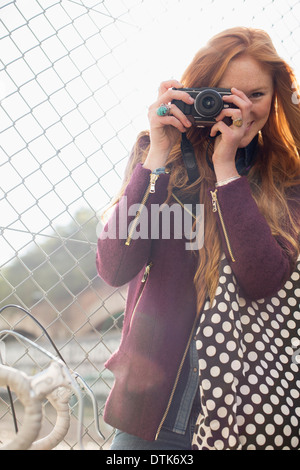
[232,117,243,127]
[156,103,171,117]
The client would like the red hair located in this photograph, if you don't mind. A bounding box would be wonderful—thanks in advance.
[115,27,300,312]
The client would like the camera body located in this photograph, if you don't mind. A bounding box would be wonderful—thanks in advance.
[172,87,236,127]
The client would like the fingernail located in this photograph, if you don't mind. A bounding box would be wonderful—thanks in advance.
[188,96,194,103]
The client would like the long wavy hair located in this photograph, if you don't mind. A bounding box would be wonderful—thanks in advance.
[116,27,300,313]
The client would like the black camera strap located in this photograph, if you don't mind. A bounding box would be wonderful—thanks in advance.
[181,133,200,183]
[205,134,259,174]
[182,132,258,183]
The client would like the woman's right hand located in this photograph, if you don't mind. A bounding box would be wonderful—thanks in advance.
[143,80,194,171]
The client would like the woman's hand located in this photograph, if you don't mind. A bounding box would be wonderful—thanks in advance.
[210,88,253,180]
[143,80,194,171]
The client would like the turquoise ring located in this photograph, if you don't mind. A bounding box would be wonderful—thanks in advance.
[156,103,171,116]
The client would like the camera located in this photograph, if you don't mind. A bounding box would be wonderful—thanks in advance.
[172,87,237,127]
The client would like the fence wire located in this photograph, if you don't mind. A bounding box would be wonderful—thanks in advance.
[0,0,300,450]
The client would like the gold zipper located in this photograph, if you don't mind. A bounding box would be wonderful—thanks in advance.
[210,189,236,263]
[129,262,153,329]
[171,192,197,220]
[155,311,200,440]
[155,189,235,439]
[125,173,159,246]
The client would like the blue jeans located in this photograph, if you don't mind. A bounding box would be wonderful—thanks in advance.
[110,407,199,450]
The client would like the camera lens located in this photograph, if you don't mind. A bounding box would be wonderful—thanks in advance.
[202,96,216,110]
[194,89,224,118]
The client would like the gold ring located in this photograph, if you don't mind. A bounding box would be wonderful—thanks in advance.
[233,118,243,127]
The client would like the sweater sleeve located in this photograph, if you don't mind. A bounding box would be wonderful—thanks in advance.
[96,163,170,287]
[211,177,300,300]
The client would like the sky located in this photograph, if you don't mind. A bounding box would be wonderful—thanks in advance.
[1,0,300,267]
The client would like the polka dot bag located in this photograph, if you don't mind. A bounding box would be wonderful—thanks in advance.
[192,255,300,450]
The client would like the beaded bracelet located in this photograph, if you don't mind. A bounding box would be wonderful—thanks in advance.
[215,175,241,187]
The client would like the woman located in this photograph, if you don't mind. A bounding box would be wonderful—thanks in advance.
[97,27,300,450]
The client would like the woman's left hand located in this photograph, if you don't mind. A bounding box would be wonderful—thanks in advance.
[210,88,253,178]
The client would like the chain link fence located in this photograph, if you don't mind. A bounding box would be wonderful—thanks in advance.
[0,0,300,450]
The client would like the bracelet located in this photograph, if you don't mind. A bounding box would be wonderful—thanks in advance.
[215,175,241,187]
